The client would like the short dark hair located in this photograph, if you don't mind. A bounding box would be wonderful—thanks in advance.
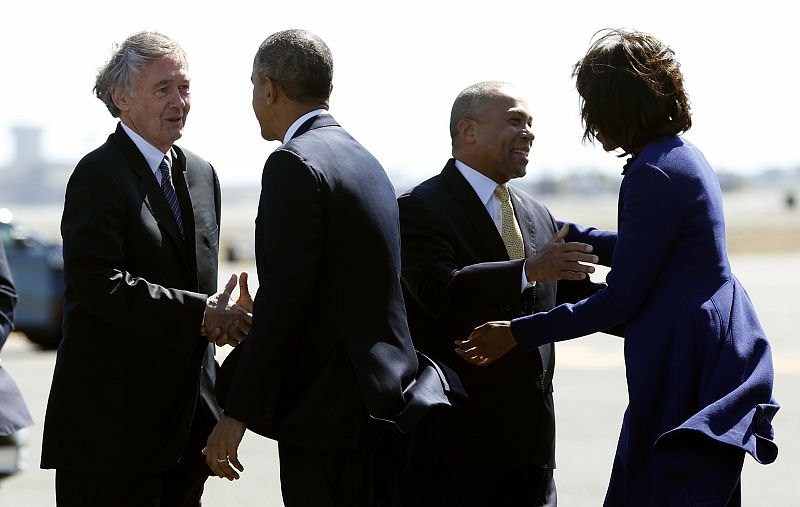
[572,28,691,155]
[449,81,511,140]
[254,29,333,106]
[94,32,186,118]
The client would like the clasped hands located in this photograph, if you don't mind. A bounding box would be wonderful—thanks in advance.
[202,272,253,347]
[456,224,598,366]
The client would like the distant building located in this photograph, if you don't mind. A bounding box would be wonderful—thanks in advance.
[0,126,71,204]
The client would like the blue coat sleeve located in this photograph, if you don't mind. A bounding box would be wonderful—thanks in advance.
[513,164,683,348]
[557,221,617,267]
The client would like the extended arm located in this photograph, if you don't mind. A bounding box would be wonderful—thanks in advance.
[399,193,529,323]
[206,150,325,479]
[399,194,596,325]
[459,165,682,361]
[61,162,209,341]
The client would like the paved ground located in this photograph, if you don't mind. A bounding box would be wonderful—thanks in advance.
[0,253,796,506]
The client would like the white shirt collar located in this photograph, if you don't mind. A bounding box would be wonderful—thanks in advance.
[119,121,172,177]
[283,108,328,145]
[454,159,500,207]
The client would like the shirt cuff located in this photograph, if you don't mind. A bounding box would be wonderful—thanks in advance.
[521,264,536,292]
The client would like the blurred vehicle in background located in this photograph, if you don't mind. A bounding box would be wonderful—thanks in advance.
[0,208,63,349]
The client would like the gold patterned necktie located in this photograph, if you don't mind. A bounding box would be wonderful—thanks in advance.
[494,184,525,260]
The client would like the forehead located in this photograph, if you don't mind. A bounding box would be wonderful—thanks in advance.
[488,91,531,118]
[137,56,189,84]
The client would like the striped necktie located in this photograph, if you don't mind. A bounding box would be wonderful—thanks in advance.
[158,157,185,238]
[493,184,525,260]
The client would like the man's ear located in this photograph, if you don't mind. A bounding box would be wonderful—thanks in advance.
[264,78,278,104]
[111,88,129,112]
[458,119,477,144]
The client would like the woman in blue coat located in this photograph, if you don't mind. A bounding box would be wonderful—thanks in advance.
[456,29,779,506]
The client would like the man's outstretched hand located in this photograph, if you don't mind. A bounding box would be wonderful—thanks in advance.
[524,224,599,282]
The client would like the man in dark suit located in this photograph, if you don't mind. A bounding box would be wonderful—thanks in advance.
[40,31,248,506]
[399,82,602,506]
[0,242,33,441]
[203,29,457,506]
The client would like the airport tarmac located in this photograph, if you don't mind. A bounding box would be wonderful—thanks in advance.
[0,253,797,506]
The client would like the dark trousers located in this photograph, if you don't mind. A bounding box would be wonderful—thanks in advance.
[401,412,556,507]
[55,405,212,507]
[403,458,555,507]
[278,424,407,507]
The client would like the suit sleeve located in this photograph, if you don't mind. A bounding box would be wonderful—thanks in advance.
[61,160,207,341]
[224,150,325,424]
[0,243,16,349]
[399,192,525,325]
[513,164,682,348]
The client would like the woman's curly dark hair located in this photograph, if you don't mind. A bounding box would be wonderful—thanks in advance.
[572,28,692,156]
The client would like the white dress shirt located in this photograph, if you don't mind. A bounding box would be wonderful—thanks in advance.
[120,121,173,185]
[454,159,534,292]
[283,108,329,145]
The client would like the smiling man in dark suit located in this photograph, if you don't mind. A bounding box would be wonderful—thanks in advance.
[40,31,248,507]
[203,29,457,506]
[398,82,604,506]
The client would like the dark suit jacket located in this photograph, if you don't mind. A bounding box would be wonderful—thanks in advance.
[41,123,222,474]
[399,159,602,468]
[0,242,33,436]
[222,114,455,453]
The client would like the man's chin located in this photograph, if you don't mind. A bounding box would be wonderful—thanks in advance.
[168,130,184,144]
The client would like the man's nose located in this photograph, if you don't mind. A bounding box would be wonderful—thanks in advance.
[169,89,187,107]
[521,127,534,141]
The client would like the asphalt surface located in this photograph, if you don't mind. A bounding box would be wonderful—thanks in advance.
[0,253,797,506]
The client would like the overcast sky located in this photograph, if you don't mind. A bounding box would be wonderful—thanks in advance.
[2,1,798,188]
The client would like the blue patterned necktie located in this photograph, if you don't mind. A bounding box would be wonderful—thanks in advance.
[158,157,185,238]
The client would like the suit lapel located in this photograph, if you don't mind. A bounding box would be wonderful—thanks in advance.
[112,125,189,259]
[171,148,198,282]
[441,161,509,261]
[508,186,551,373]
[441,160,552,376]
[509,187,537,258]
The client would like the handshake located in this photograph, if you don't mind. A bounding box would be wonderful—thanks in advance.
[202,272,253,347]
